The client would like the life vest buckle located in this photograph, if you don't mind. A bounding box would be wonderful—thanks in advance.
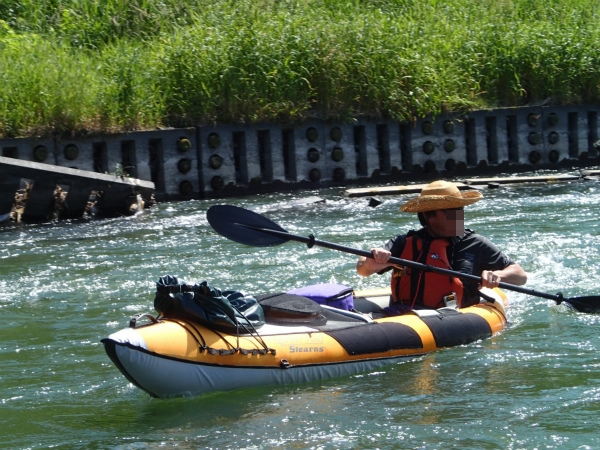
[443,292,458,309]
[392,266,406,278]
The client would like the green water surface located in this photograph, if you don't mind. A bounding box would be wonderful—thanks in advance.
[2,174,600,449]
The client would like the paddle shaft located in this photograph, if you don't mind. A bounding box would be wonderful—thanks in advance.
[240,224,565,303]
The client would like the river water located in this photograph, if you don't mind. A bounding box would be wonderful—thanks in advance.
[2,172,600,449]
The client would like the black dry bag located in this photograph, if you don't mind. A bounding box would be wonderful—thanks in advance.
[153,275,265,333]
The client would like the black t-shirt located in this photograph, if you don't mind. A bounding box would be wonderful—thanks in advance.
[381,228,515,307]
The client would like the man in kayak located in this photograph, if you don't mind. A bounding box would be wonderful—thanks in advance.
[356,180,527,310]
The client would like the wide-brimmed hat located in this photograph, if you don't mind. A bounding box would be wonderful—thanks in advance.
[400,180,482,213]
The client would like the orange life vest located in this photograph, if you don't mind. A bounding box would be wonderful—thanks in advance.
[391,235,464,309]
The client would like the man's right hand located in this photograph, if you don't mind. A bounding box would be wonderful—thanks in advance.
[356,248,392,276]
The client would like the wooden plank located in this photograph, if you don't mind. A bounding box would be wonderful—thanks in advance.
[581,169,600,176]
[343,174,583,198]
[343,182,473,198]
[462,174,580,185]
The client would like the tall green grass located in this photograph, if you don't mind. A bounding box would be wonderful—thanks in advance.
[1,0,599,138]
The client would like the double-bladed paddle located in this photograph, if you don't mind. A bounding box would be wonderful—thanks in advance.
[206,204,600,313]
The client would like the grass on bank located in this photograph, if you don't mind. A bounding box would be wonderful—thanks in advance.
[1,0,600,138]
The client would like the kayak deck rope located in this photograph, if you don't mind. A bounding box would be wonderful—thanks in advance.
[162,317,276,356]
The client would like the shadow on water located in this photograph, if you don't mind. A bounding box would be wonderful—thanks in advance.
[78,359,432,448]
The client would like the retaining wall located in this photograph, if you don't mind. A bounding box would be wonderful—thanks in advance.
[2,105,599,202]
[0,156,155,223]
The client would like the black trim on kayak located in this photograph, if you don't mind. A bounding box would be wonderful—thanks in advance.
[420,310,493,347]
[326,322,424,355]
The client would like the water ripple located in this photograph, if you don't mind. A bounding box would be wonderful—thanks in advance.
[2,177,600,448]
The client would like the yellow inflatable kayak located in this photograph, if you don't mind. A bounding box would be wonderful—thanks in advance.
[102,286,507,398]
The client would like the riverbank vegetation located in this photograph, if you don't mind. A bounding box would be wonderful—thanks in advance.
[1,0,599,138]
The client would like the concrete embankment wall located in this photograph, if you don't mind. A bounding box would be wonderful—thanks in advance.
[0,156,155,223]
[2,104,599,202]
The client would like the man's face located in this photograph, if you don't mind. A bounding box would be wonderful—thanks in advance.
[429,208,464,237]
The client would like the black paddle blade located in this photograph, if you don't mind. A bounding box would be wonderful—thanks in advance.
[563,296,600,313]
[207,205,290,246]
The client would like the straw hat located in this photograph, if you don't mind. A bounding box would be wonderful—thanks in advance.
[400,180,482,213]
